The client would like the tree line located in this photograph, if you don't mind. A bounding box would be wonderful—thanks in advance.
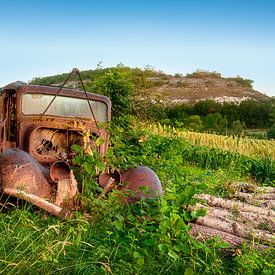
[143,99,274,137]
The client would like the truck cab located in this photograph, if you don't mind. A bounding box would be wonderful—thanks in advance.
[0,81,111,166]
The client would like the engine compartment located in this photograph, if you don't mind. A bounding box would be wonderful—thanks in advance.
[29,127,99,165]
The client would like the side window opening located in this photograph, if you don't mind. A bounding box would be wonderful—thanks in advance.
[0,95,4,122]
[7,93,16,142]
[0,93,7,152]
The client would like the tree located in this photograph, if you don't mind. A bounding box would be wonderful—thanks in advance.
[203,113,228,134]
[231,120,245,137]
[94,70,134,118]
[267,125,275,139]
[238,100,270,128]
[193,100,221,116]
[269,97,275,125]
[220,102,239,127]
[184,115,203,132]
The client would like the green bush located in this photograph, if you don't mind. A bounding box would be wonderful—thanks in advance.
[186,69,221,79]
[267,125,275,139]
[94,70,134,118]
[203,113,228,134]
[232,76,254,88]
[184,115,203,132]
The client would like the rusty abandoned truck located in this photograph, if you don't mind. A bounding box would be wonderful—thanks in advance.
[0,72,162,218]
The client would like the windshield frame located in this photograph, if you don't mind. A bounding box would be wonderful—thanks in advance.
[20,90,110,122]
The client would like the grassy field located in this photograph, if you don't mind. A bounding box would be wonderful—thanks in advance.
[0,125,274,274]
[146,123,275,159]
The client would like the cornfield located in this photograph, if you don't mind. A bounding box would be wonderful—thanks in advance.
[145,123,275,159]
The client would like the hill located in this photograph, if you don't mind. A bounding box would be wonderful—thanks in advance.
[30,67,270,105]
[140,70,270,105]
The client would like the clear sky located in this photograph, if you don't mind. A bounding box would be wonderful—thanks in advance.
[1,0,275,96]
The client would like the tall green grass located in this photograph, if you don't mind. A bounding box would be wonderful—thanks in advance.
[0,126,274,274]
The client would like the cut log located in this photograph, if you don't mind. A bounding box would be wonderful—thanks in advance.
[233,192,275,201]
[195,194,275,217]
[3,187,70,219]
[256,200,275,209]
[195,216,274,243]
[188,204,275,231]
[231,182,275,194]
[246,199,275,210]
[189,223,267,249]
[190,223,248,246]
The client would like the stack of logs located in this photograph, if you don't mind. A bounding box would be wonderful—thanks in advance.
[189,182,275,248]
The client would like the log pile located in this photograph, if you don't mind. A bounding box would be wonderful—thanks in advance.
[189,182,275,248]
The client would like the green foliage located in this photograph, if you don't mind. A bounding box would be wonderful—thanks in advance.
[94,70,134,118]
[141,134,274,184]
[71,144,105,193]
[155,99,273,133]
[186,69,222,79]
[193,100,222,116]
[270,98,275,124]
[203,113,228,134]
[267,124,275,139]
[238,100,271,128]
[230,76,254,88]
[17,67,274,273]
[245,129,267,140]
[231,120,245,137]
[184,115,203,132]
[30,68,105,86]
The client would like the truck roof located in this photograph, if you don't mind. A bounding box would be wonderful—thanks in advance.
[2,81,111,108]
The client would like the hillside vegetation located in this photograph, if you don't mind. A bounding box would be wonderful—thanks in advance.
[30,66,270,104]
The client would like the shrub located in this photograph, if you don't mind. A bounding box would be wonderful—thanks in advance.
[231,120,245,137]
[267,125,275,139]
[233,76,254,88]
[94,70,134,118]
[184,115,203,132]
[203,113,228,134]
[186,69,221,79]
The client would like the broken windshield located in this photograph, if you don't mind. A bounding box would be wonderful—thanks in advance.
[22,93,108,122]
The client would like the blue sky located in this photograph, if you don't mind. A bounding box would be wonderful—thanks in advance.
[1,0,275,96]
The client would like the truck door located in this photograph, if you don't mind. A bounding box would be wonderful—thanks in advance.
[0,91,16,153]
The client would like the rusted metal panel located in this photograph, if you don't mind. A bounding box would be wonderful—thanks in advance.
[99,166,163,203]
[121,166,163,203]
[0,148,52,198]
